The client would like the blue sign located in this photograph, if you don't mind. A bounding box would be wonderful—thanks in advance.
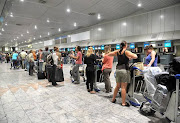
[144,43,149,48]
[116,44,120,49]
[68,48,70,51]
[101,45,104,50]
[85,47,88,50]
[164,40,171,47]
[92,46,95,50]
[73,48,75,51]
[130,43,135,49]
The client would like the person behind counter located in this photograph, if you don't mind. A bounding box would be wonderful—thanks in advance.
[145,45,158,67]
[107,41,137,106]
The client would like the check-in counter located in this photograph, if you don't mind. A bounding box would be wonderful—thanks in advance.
[159,54,174,65]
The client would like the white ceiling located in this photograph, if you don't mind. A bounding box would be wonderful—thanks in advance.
[0,0,179,47]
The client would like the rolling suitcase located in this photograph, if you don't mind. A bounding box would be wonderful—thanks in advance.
[37,62,45,79]
[46,64,53,82]
[55,68,64,82]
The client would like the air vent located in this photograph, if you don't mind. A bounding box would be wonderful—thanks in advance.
[39,0,47,4]
[88,12,96,16]
[16,24,22,26]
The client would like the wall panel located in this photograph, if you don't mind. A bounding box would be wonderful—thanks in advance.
[152,10,161,33]
[165,7,175,32]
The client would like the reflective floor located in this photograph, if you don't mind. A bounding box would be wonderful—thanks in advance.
[0,63,165,123]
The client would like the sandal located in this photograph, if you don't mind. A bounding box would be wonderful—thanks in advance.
[112,99,116,103]
[121,103,130,107]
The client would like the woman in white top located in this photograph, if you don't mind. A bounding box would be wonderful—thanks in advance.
[51,46,61,86]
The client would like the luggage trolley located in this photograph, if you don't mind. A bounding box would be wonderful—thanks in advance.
[131,67,180,122]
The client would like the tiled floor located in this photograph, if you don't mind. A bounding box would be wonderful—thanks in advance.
[0,63,163,123]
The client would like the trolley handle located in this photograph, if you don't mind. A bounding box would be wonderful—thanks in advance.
[132,66,143,72]
[175,74,180,79]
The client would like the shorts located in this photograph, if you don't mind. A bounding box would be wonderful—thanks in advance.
[116,69,130,83]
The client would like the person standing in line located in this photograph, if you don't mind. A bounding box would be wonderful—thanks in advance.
[20,50,27,69]
[102,46,114,93]
[5,53,10,63]
[51,46,61,86]
[28,50,35,76]
[145,45,158,67]
[12,51,18,69]
[41,47,50,76]
[84,47,97,94]
[107,41,137,106]
[70,51,75,65]
[69,46,82,84]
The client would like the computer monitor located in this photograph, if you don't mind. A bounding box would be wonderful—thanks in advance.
[101,45,104,50]
[164,40,171,47]
[116,44,120,49]
[144,43,149,48]
[130,43,135,49]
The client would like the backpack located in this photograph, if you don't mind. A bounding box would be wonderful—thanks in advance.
[47,53,54,65]
[169,57,180,75]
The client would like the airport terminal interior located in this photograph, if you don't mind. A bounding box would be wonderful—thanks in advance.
[0,0,180,123]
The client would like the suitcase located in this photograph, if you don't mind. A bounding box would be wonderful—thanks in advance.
[55,68,64,82]
[46,64,53,82]
[37,62,45,79]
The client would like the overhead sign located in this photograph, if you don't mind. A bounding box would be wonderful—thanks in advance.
[164,40,171,47]
[71,31,90,42]
[44,39,54,46]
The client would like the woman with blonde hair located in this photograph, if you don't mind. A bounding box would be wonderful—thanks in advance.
[102,46,114,93]
[84,47,97,94]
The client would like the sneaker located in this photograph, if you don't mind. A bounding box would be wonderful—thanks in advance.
[94,88,100,92]
[71,78,74,83]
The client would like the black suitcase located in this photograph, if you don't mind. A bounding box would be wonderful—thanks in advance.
[37,62,45,79]
[55,68,64,82]
[46,64,53,82]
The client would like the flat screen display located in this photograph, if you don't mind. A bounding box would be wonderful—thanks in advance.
[85,47,88,50]
[116,44,120,49]
[144,43,149,48]
[101,45,104,50]
[164,40,171,47]
[92,46,95,50]
[73,48,75,51]
[130,43,135,49]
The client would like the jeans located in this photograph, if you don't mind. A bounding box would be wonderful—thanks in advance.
[86,70,95,91]
[72,64,80,83]
[29,62,34,75]
[103,69,112,92]
[12,60,17,68]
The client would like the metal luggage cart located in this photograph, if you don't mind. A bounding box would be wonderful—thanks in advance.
[70,64,86,82]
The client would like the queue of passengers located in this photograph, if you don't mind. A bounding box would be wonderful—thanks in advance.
[2,40,158,107]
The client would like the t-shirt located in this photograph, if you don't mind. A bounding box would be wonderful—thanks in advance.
[42,51,50,62]
[20,51,27,59]
[75,51,82,64]
[102,55,114,71]
[12,53,18,60]
[84,54,96,71]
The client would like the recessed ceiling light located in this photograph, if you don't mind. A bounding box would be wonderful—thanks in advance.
[66,8,71,13]
[27,30,29,33]
[35,25,37,29]
[17,37,19,39]
[97,14,101,20]
[48,32,50,35]
[21,34,23,37]
[10,14,13,17]
[58,28,61,32]
[98,28,102,31]
[47,19,50,23]
[25,41,26,42]
[74,22,77,27]
[68,35,71,37]
[2,28,4,31]
[5,23,7,26]
[123,22,127,26]
[160,15,164,19]
[39,41,43,43]
[138,3,142,7]
[34,37,35,40]
[40,35,41,38]
[20,0,24,2]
